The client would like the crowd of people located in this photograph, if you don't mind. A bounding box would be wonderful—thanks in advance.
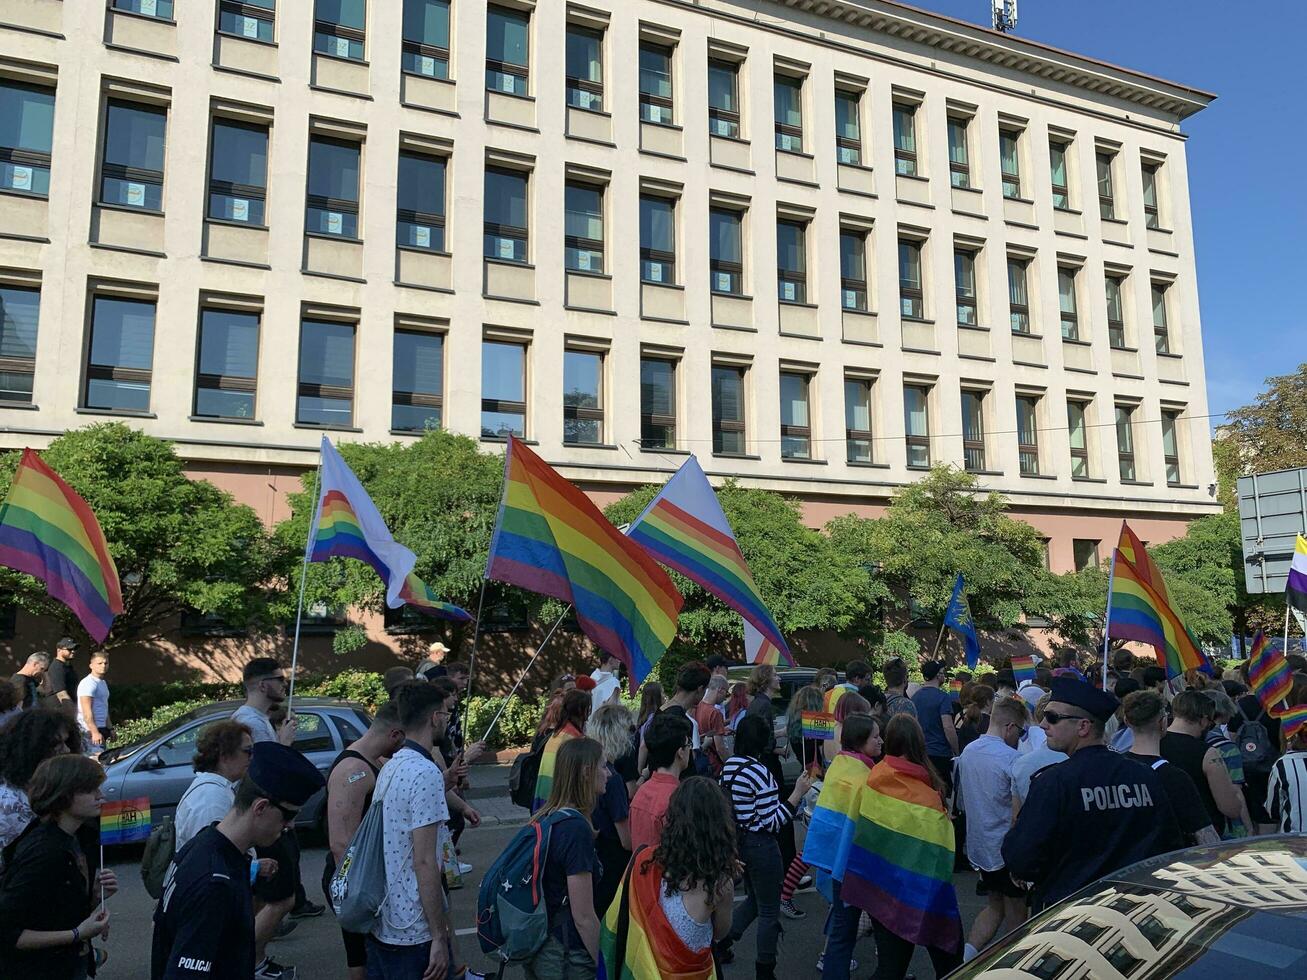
[3,638,1307,980]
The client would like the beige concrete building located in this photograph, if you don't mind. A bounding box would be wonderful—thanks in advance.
[0,0,1221,673]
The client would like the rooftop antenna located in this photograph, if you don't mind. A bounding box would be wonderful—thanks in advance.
[992,0,1018,33]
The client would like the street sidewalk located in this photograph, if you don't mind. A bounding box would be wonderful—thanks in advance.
[462,762,528,829]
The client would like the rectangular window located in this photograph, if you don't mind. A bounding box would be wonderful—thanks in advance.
[1067,400,1089,478]
[954,249,977,326]
[947,116,969,188]
[840,230,867,312]
[84,295,155,412]
[961,390,985,472]
[563,349,603,445]
[1050,140,1071,209]
[892,103,917,176]
[0,80,55,197]
[1161,410,1181,486]
[1058,268,1079,340]
[402,0,451,80]
[779,371,811,459]
[0,285,39,404]
[1007,257,1030,334]
[194,307,258,419]
[835,89,862,165]
[711,364,746,455]
[844,377,873,463]
[639,42,674,124]
[484,167,528,262]
[392,329,443,432]
[1142,162,1160,228]
[1097,151,1116,219]
[314,0,365,61]
[999,128,1021,198]
[480,339,526,438]
[112,0,174,18]
[639,194,675,283]
[218,0,276,43]
[776,219,806,303]
[565,24,603,110]
[709,208,743,295]
[397,152,446,252]
[296,319,355,426]
[707,60,740,138]
[773,74,803,152]
[100,100,166,211]
[640,357,676,449]
[208,119,268,225]
[1073,539,1099,571]
[1151,283,1170,353]
[1115,404,1136,481]
[899,240,923,319]
[1106,275,1126,348]
[486,6,529,95]
[1017,395,1039,476]
[305,136,360,238]
[564,181,604,274]
[904,384,930,468]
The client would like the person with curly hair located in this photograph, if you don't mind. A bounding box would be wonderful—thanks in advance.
[0,708,79,853]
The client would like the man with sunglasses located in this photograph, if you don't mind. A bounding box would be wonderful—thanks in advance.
[1002,677,1183,912]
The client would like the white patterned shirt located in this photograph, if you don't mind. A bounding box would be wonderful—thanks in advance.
[0,782,32,853]
[373,744,449,946]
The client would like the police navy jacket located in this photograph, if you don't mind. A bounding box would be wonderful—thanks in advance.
[151,825,255,980]
[1001,745,1183,909]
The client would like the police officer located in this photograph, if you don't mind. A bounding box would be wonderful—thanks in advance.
[1001,677,1182,910]
[151,742,324,980]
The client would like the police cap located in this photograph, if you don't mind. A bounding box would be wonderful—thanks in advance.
[248,742,325,807]
[1049,676,1119,722]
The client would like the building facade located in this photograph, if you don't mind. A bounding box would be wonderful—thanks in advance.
[0,0,1220,675]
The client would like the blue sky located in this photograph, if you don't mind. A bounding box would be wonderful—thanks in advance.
[912,0,1303,422]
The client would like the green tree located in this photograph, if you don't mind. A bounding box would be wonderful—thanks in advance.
[0,424,277,646]
[1213,363,1307,508]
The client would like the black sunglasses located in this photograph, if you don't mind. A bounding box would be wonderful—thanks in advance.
[1042,709,1090,725]
[269,800,298,823]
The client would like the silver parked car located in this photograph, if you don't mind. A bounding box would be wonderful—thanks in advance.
[97,698,373,833]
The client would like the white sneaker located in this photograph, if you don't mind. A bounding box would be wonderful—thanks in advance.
[458,861,474,875]
[254,958,296,980]
[814,953,856,973]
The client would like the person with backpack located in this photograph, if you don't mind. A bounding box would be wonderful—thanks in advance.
[532,690,592,812]
[1233,674,1280,827]
[1201,688,1253,838]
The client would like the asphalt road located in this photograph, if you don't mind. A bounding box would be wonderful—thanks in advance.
[100,823,986,979]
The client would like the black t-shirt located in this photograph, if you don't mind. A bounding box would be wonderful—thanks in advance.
[8,673,40,710]
[46,659,78,703]
[1160,732,1225,834]
[1125,752,1213,841]
[541,812,600,951]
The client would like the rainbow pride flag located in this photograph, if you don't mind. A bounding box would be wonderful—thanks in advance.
[823,684,854,714]
[1278,704,1307,741]
[1108,549,1210,678]
[1116,522,1172,603]
[840,756,963,955]
[1248,630,1292,714]
[628,456,791,666]
[949,678,964,701]
[801,711,837,741]
[743,616,783,666]
[398,571,472,622]
[101,797,152,845]
[801,751,874,881]
[1011,655,1036,686]
[0,449,123,642]
[598,850,717,980]
[532,723,581,812]
[486,437,682,688]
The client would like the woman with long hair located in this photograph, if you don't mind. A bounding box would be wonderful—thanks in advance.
[0,754,117,979]
[956,684,995,752]
[635,682,664,734]
[599,776,737,979]
[527,737,608,980]
[586,703,635,914]
[533,689,593,812]
[0,709,80,853]
[724,682,750,752]
[787,684,826,773]
[537,674,579,739]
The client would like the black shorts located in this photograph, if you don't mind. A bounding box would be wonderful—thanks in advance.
[343,928,368,969]
[253,834,297,902]
[979,866,1027,899]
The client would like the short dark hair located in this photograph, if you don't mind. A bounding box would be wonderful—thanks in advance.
[28,754,105,817]
[995,669,1016,689]
[706,655,729,671]
[1113,677,1142,700]
[841,713,877,751]
[1171,689,1214,724]
[1034,667,1053,688]
[444,661,470,677]
[383,666,415,694]
[846,660,872,683]
[881,658,907,689]
[428,677,458,703]
[233,774,272,812]
[676,661,710,695]
[371,699,400,728]
[733,715,771,758]
[194,721,252,774]
[1123,689,1166,730]
[646,712,692,770]
[558,689,592,732]
[391,681,448,731]
[858,684,887,715]
[242,657,283,686]
[1142,666,1168,688]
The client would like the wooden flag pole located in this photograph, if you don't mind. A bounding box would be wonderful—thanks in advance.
[931,618,948,659]
[479,605,573,743]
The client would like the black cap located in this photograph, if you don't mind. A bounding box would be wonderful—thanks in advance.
[248,743,325,807]
[56,637,78,650]
[1049,676,1119,722]
[921,660,944,681]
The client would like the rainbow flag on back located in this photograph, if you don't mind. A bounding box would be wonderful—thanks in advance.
[628,456,791,666]
[487,437,682,688]
[101,797,152,844]
[532,723,581,812]
[1011,655,1036,686]
[0,449,123,642]
[1248,630,1292,714]
[841,756,962,954]
[1107,548,1210,678]
[801,711,837,741]
[802,751,874,881]
[598,850,716,980]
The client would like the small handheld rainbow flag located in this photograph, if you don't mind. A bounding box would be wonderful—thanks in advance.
[1011,655,1036,686]
[1248,630,1292,714]
[948,678,964,702]
[101,798,152,845]
[801,711,837,741]
[1277,704,1307,742]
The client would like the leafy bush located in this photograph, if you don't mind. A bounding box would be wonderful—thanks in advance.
[111,681,241,724]
[111,698,216,748]
[299,670,388,711]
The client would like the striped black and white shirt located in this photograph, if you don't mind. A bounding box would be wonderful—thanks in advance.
[1267,750,1307,833]
[720,755,794,834]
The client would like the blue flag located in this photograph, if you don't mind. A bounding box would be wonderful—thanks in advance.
[944,573,981,668]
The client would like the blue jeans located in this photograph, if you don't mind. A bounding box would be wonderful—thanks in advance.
[730,831,784,966]
[821,880,862,980]
[365,935,463,980]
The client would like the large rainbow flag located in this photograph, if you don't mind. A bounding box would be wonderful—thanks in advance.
[1247,630,1292,714]
[1107,547,1210,678]
[486,436,682,688]
[532,723,581,812]
[627,456,791,665]
[101,797,152,845]
[801,751,874,881]
[599,850,717,980]
[0,449,123,642]
[1116,522,1171,602]
[840,756,963,955]
[743,616,784,666]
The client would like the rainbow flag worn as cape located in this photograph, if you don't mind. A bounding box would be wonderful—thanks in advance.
[487,437,682,688]
[1248,630,1292,715]
[1107,548,1210,678]
[532,723,581,812]
[599,850,717,980]
[801,751,874,881]
[840,756,963,955]
[1011,655,1036,686]
[101,797,152,845]
[0,449,123,642]
[824,684,855,715]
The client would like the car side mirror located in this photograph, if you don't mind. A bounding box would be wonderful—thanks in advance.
[141,752,164,770]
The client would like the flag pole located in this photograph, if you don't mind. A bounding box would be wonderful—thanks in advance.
[479,605,573,743]
[461,577,490,742]
[1286,604,1293,665]
[1101,547,1119,690]
[99,841,105,911]
[931,618,948,659]
[288,452,324,707]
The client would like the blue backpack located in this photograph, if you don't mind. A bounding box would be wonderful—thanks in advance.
[476,808,581,964]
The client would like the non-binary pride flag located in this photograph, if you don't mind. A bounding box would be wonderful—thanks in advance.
[486,436,682,688]
[1247,630,1292,714]
[1288,533,1307,615]
[0,449,123,642]
[101,797,152,845]
[801,711,837,741]
[1108,548,1210,678]
[1011,655,1036,686]
[627,456,791,665]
